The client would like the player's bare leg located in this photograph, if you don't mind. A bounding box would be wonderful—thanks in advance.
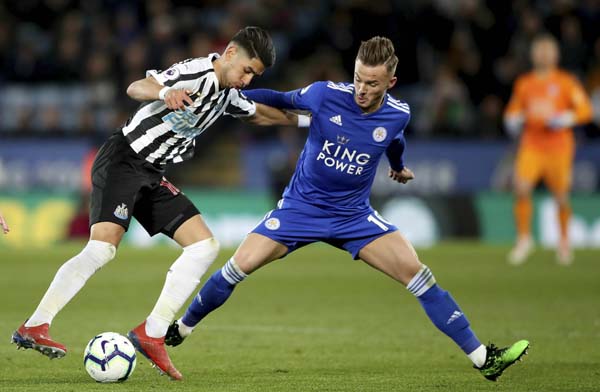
[12,222,123,358]
[90,221,127,247]
[358,230,421,284]
[172,214,215,247]
[359,231,528,380]
[553,191,573,265]
[166,234,287,346]
[509,177,535,265]
[232,233,288,274]
[128,214,219,380]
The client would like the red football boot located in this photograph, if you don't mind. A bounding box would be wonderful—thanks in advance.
[127,321,183,380]
[12,322,67,359]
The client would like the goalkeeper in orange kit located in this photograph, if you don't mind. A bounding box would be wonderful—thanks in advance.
[504,34,592,265]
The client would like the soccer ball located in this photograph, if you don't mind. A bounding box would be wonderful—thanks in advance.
[83,332,137,382]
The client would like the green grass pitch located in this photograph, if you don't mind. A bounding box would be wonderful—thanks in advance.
[1,242,599,391]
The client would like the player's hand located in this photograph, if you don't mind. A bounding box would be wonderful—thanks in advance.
[504,114,524,138]
[547,111,575,130]
[389,167,415,184]
[164,89,194,110]
[0,213,9,234]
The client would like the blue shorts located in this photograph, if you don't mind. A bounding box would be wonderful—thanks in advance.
[251,198,398,259]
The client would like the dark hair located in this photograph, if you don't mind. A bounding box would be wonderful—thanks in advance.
[231,26,275,68]
[357,36,398,75]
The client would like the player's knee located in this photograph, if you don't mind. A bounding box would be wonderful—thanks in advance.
[403,261,424,283]
[514,185,526,198]
[85,240,117,268]
[229,251,261,275]
[406,264,436,295]
[189,237,220,261]
[514,181,532,198]
[176,237,221,277]
[230,248,250,272]
[230,257,250,275]
[62,240,116,277]
[90,222,125,247]
[554,193,569,206]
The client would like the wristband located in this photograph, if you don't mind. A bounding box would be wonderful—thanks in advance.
[158,86,171,100]
[298,114,311,128]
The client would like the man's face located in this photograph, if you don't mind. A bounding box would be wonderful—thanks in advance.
[353,59,396,113]
[531,39,559,70]
[222,45,265,89]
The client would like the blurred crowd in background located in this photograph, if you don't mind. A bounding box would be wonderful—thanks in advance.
[2,0,600,141]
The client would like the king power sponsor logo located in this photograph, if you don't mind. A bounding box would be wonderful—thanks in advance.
[316,140,370,175]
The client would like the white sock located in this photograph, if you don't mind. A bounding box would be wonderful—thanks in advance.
[468,344,487,368]
[177,318,195,337]
[406,264,436,297]
[145,237,219,338]
[25,240,116,327]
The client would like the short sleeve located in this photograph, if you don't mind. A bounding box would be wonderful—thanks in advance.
[225,89,257,117]
[146,58,210,91]
[387,99,410,139]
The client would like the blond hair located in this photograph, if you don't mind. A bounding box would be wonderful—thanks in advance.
[357,36,398,75]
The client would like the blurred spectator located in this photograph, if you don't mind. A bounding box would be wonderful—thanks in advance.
[477,94,504,138]
[417,63,475,136]
[0,0,597,140]
[559,15,588,78]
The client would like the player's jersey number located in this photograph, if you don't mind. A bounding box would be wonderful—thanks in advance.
[367,213,391,232]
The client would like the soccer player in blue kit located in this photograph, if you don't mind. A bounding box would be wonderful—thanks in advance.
[166,37,529,381]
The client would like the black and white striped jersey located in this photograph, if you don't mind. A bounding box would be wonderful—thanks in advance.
[121,53,256,165]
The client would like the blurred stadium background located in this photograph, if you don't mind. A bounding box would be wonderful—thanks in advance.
[1,0,600,249]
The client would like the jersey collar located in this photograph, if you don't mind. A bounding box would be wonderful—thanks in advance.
[352,91,389,116]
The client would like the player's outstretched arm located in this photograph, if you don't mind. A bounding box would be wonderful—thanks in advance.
[246,103,310,127]
[126,76,193,110]
[243,88,296,109]
[0,211,9,234]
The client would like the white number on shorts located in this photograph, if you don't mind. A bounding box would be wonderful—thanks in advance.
[367,214,389,232]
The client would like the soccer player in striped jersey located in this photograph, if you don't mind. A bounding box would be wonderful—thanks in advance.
[166,37,529,382]
[12,26,308,380]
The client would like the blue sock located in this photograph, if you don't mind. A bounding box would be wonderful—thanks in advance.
[407,265,481,354]
[181,258,247,327]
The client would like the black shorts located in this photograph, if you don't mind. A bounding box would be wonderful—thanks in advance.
[90,131,200,238]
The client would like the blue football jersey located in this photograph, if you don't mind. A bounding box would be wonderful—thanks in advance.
[282,81,410,212]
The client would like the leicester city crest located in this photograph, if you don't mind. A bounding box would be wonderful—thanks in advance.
[265,218,280,230]
[372,127,387,142]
